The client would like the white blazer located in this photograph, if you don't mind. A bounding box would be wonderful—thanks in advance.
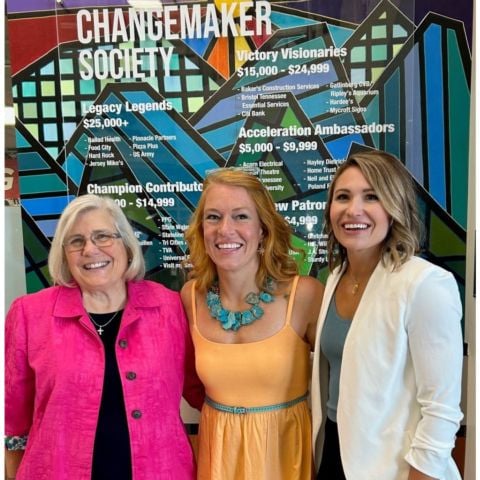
[311,256,463,480]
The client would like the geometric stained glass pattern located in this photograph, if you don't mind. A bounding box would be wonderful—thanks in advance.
[342,0,415,88]
[59,37,225,118]
[199,14,273,79]
[13,36,225,158]
[360,13,471,229]
[19,81,225,289]
[7,1,471,298]
[191,22,374,163]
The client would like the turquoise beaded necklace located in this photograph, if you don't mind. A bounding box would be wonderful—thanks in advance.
[206,278,275,331]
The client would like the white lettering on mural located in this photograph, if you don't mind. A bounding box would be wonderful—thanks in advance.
[76,3,272,80]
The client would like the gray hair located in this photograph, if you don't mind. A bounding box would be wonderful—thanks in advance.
[48,194,145,286]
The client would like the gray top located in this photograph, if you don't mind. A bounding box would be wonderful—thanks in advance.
[320,296,351,422]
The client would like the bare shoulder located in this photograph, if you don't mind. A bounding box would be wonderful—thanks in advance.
[295,275,325,301]
[180,279,195,311]
[290,276,324,347]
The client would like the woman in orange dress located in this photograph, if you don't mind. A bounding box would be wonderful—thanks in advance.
[181,169,324,480]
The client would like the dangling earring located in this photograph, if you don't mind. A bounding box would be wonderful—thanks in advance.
[258,244,265,255]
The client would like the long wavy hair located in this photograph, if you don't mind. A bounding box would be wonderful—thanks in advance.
[184,169,301,292]
[324,150,421,271]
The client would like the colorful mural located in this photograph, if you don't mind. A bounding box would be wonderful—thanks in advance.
[6,0,471,309]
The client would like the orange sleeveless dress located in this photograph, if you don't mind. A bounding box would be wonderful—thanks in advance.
[191,276,313,480]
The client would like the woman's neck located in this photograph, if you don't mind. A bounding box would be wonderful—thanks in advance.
[346,251,381,281]
[82,286,127,313]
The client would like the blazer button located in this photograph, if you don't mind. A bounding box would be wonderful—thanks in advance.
[118,339,128,349]
[126,371,137,380]
[132,410,142,419]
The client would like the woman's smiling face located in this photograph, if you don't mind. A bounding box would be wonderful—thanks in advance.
[202,184,264,277]
[330,166,390,258]
[64,208,129,294]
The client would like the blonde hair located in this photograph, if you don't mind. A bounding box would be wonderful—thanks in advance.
[48,194,145,285]
[184,169,300,292]
[324,150,421,271]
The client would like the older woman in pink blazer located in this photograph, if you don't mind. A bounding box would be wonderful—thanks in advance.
[5,194,204,480]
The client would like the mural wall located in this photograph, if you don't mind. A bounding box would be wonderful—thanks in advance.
[6,0,471,313]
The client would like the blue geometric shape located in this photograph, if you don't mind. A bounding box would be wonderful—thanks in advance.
[404,44,424,183]
[37,219,60,238]
[424,23,446,206]
[22,195,73,216]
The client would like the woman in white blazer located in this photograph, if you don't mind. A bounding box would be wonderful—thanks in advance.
[311,150,463,480]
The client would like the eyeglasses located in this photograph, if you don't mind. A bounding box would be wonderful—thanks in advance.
[63,231,122,252]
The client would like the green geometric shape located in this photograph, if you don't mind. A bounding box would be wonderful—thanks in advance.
[281,108,302,128]
[23,103,38,118]
[392,44,403,56]
[351,46,366,62]
[41,80,55,96]
[372,44,387,61]
[89,165,118,181]
[447,28,470,229]
[429,214,466,256]
[259,155,296,201]
[61,80,75,95]
[26,271,48,293]
[170,53,180,69]
[371,67,384,82]
[291,234,313,276]
[41,265,52,284]
[187,75,204,90]
[63,101,77,117]
[317,265,330,285]
[442,259,466,280]
[188,96,204,112]
[209,78,221,89]
[372,25,387,39]
[23,221,50,260]
[25,124,39,137]
[123,198,158,231]
[60,58,74,74]
[42,102,57,118]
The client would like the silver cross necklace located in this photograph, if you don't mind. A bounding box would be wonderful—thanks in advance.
[88,311,121,335]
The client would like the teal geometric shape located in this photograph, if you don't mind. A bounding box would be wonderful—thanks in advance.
[327,24,355,47]
[20,174,66,194]
[18,152,50,171]
[63,152,84,186]
[15,131,31,148]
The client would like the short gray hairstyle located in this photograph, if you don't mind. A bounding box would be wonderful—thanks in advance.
[48,194,145,286]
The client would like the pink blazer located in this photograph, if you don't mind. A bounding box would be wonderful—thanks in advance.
[5,280,204,480]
